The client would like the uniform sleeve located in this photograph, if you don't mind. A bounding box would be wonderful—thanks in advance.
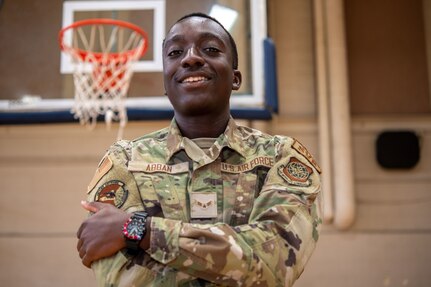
[86,141,144,213]
[147,137,322,287]
[84,141,148,285]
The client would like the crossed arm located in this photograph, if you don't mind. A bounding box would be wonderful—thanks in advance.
[77,138,321,286]
[77,201,151,268]
[77,181,320,286]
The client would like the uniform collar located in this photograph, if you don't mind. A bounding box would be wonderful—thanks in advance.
[165,117,247,163]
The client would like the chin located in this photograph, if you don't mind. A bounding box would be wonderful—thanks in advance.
[174,100,211,114]
[180,107,213,117]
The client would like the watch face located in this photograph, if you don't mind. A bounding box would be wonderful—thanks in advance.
[125,218,144,240]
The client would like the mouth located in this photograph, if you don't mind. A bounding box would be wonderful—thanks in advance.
[180,76,210,84]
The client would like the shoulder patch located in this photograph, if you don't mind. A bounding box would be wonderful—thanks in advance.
[292,140,321,173]
[94,180,128,208]
[87,156,113,193]
[279,157,313,187]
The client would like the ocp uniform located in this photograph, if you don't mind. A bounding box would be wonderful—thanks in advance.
[87,118,322,287]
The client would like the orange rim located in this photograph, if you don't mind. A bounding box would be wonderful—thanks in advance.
[59,18,148,62]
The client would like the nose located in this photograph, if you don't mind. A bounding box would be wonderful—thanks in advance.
[181,46,204,68]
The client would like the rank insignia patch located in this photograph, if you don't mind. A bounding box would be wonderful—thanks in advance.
[190,192,217,219]
[94,180,128,208]
[279,157,313,187]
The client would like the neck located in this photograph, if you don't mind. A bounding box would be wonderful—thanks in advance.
[174,112,230,139]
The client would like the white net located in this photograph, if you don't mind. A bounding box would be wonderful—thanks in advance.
[60,19,147,139]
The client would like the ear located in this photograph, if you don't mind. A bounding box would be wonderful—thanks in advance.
[232,70,242,91]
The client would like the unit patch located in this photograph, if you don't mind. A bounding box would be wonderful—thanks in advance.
[292,139,321,173]
[190,192,217,219]
[279,157,313,187]
[94,180,128,208]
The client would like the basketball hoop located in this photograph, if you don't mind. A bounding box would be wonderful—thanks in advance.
[59,19,148,139]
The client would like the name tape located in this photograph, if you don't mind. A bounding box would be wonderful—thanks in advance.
[128,161,189,174]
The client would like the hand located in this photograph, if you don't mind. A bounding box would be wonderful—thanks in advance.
[76,201,130,268]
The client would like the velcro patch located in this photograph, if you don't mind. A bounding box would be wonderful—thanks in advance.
[190,192,217,219]
[94,180,128,208]
[128,161,189,174]
[292,140,321,173]
[221,156,274,174]
[279,157,313,187]
[87,156,113,193]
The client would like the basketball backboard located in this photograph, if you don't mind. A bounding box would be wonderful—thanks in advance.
[0,0,277,123]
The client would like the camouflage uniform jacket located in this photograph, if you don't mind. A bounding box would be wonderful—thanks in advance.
[87,117,322,287]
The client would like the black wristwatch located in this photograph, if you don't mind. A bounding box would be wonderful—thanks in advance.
[122,211,149,251]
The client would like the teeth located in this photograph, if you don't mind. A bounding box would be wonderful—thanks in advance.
[182,76,208,83]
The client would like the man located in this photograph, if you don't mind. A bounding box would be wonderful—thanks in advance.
[77,12,322,287]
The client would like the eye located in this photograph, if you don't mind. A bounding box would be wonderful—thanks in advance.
[167,49,182,57]
[204,47,221,54]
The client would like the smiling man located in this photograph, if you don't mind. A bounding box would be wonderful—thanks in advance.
[163,13,241,138]
[77,13,322,287]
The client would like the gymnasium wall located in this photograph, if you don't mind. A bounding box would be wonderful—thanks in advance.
[1,0,431,286]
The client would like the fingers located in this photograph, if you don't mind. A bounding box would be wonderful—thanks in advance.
[82,254,93,268]
[77,239,91,268]
[81,248,93,268]
[79,245,86,259]
[77,238,83,251]
[77,238,87,260]
[76,201,125,268]
[77,239,93,268]
[80,200,100,213]
[76,218,88,239]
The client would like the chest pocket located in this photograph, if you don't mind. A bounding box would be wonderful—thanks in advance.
[128,161,190,221]
[230,173,258,226]
[222,157,273,226]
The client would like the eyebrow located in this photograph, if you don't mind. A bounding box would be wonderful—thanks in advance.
[163,32,226,49]
[163,34,185,49]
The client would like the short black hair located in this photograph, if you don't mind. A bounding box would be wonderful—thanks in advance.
[167,12,239,69]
